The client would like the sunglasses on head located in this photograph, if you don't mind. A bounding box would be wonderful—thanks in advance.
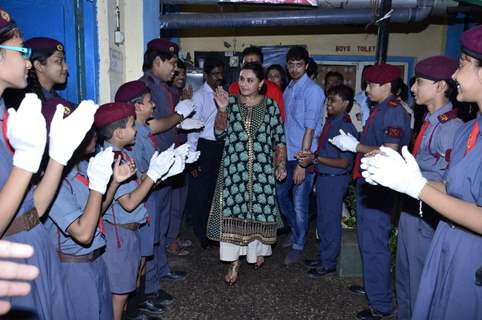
[0,45,32,59]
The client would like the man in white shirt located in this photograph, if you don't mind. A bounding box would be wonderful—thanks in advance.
[186,57,225,248]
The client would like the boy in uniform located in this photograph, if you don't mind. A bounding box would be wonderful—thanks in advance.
[94,102,186,320]
[296,84,358,277]
[330,64,411,320]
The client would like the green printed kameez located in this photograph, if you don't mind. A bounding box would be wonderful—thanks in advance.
[207,96,286,248]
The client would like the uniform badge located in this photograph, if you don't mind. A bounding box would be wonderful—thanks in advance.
[63,105,71,116]
[385,127,402,138]
[388,99,400,107]
[169,46,174,53]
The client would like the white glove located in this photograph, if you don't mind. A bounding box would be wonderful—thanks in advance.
[146,148,176,182]
[177,118,204,130]
[186,150,200,164]
[329,129,359,153]
[7,94,47,173]
[174,99,195,119]
[49,100,99,165]
[360,146,427,199]
[87,147,114,194]
[161,153,186,181]
[174,143,190,159]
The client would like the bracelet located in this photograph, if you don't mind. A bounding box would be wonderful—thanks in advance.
[176,113,184,124]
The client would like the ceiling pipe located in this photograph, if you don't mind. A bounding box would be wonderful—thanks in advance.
[161,0,419,9]
[159,0,435,30]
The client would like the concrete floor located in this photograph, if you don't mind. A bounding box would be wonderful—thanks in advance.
[159,230,368,320]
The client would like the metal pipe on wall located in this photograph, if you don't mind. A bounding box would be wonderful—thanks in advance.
[161,0,418,8]
[159,5,434,30]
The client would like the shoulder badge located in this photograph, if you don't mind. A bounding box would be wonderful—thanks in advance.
[437,109,457,123]
[387,98,400,108]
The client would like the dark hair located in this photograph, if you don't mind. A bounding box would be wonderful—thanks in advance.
[287,46,309,64]
[266,64,288,91]
[325,71,344,84]
[306,58,318,80]
[0,24,19,45]
[390,78,404,97]
[241,62,267,95]
[142,48,175,71]
[27,44,63,101]
[176,59,186,71]
[242,46,263,63]
[97,117,130,143]
[396,81,409,102]
[203,57,224,74]
[327,84,354,113]
[443,78,458,101]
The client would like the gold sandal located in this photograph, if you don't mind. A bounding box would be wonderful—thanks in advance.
[224,260,241,286]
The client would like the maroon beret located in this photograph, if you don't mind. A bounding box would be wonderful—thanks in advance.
[415,56,457,81]
[461,25,482,60]
[24,37,64,53]
[115,80,150,103]
[94,102,135,128]
[42,97,75,131]
[147,38,179,55]
[0,8,15,30]
[363,64,401,84]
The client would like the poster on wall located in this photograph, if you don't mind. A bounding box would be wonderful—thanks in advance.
[218,0,318,6]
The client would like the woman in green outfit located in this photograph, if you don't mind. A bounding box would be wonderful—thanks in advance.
[207,62,287,285]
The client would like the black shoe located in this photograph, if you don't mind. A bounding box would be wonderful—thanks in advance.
[307,266,336,278]
[303,259,322,268]
[349,284,366,295]
[146,289,174,306]
[126,311,164,320]
[137,300,165,317]
[356,308,392,320]
[160,271,187,281]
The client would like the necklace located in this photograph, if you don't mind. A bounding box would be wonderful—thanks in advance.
[239,94,263,107]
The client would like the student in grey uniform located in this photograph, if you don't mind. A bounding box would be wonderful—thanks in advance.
[45,131,136,320]
[115,80,199,317]
[139,38,202,305]
[331,64,411,320]
[0,8,99,319]
[361,25,482,320]
[396,56,462,320]
[94,101,189,320]
[296,84,357,277]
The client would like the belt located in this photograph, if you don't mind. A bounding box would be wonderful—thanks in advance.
[110,222,140,231]
[58,247,104,263]
[2,208,40,238]
[317,172,350,177]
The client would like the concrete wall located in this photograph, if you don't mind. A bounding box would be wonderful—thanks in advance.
[96,0,146,104]
[179,23,447,63]
[95,2,447,103]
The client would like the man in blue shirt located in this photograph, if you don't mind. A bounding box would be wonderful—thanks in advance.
[276,46,325,265]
